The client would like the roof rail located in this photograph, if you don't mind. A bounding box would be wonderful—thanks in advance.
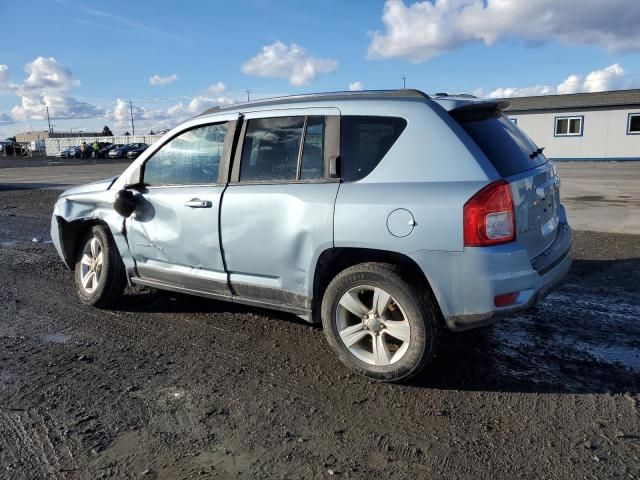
[433,92,478,99]
[198,89,430,116]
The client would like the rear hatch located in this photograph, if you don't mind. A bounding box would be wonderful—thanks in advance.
[451,101,561,258]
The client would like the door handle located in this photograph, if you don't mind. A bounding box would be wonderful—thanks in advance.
[184,198,212,208]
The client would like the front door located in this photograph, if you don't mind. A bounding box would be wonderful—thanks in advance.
[220,109,341,312]
[127,118,237,297]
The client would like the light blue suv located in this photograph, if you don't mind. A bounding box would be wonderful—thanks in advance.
[51,90,572,381]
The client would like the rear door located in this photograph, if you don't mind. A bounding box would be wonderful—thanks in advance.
[456,109,561,258]
[127,116,239,296]
[220,108,340,312]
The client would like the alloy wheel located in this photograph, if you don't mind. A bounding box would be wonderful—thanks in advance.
[79,235,103,294]
[335,285,411,366]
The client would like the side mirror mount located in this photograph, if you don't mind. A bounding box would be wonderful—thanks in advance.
[114,189,137,218]
[123,163,142,189]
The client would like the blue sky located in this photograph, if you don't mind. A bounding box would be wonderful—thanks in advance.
[1,0,640,136]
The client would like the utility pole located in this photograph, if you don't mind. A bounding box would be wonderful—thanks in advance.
[246,89,251,102]
[129,100,135,136]
[46,106,53,134]
[401,75,407,89]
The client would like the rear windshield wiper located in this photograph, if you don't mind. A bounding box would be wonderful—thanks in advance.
[529,147,545,159]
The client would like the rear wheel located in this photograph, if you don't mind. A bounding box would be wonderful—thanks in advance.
[321,263,440,382]
[74,225,126,307]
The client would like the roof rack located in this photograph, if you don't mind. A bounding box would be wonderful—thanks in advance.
[199,89,430,116]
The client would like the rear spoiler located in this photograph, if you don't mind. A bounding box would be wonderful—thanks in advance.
[449,100,511,122]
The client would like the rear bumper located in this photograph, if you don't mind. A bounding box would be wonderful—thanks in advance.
[409,222,572,331]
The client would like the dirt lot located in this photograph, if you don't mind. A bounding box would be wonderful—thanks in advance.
[0,185,639,479]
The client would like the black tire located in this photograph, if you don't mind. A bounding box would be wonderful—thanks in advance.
[321,262,440,382]
[74,225,126,308]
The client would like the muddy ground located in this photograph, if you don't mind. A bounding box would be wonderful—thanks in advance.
[0,187,639,479]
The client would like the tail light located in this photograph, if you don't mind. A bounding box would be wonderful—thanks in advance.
[464,180,515,247]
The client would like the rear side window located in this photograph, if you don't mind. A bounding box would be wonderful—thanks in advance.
[340,116,407,182]
[143,123,228,186]
[457,112,546,177]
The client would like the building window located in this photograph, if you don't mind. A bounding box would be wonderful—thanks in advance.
[554,116,583,137]
[627,113,640,135]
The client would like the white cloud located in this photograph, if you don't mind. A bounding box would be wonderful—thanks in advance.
[349,81,364,91]
[0,112,13,124]
[208,81,227,93]
[109,94,237,134]
[109,98,174,131]
[188,95,235,113]
[54,0,193,46]
[0,65,12,91]
[166,103,185,117]
[9,57,102,121]
[368,0,640,62]
[242,41,338,86]
[149,73,177,86]
[480,64,637,98]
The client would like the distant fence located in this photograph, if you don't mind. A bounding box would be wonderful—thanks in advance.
[44,135,162,156]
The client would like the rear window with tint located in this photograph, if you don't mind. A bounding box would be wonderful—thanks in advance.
[340,116,407,181]
[457,112,546,177]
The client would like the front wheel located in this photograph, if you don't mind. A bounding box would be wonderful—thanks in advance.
[321,263,440,382]
[74,225,126,307]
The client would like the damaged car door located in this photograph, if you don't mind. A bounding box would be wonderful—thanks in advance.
[126,119,237,298]
[220,110,341,315]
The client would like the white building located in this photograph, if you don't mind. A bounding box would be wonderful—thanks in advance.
[503,89,640,161]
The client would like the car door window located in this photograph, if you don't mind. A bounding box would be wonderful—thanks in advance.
[143,123,228,186]
[239,115,329,182]
[240,117,304,182]
[299,116,325,180]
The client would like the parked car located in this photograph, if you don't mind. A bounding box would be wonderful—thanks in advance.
[108,144,138,159]
[98,143,123,158]
[59,146,79,158]
[50,90,572,382]
[91,142,114,158]
[126,143,149,159]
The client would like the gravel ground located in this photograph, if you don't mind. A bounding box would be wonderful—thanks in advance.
[0,187,639,479]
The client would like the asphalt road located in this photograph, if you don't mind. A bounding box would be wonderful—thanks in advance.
[558,162,640,235]
[0,157,130,190]
[0,160,639,479]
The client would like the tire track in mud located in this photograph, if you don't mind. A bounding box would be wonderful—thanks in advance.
[0,244,443,476]
[0,409,82,479]
[1,230,639,478]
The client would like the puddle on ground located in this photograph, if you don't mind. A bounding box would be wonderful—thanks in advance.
[479,287,640,392]
[42,333,72,344]
[572,340,640,372]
